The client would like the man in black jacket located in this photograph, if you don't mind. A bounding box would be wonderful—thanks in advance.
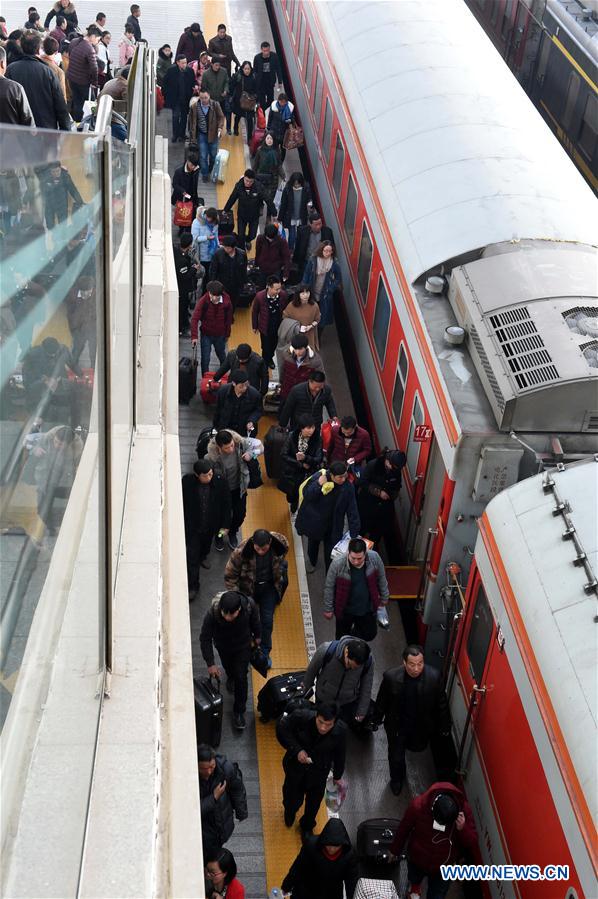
[200,590,261,730]
[279,370,337,430]
[252,40,282,111]
[223,169,276,250]
[277,703,346,839]
[182,459,231,600]
[162,54,196,142]
[213,369,262,435]
[22,336,82,427]
[41,163,83,228]
[173,232,200,335]
[0,47,35,125]
[171,151,203,227]
[6,30,70,130]
[374,644,451,795]
[198,744,248,865]
[213,343,268,395]
[126,4,142,42]
[293,211,334,274]
[209,236,247,309]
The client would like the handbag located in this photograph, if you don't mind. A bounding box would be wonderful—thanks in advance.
[283,122,304,150]
[256,105,266,129]
[173,200,194,226]
[250,644,269,678]
[240,90,257,112]
[245,456,263,489]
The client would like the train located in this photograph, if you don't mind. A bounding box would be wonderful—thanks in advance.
[269,0,598,894]
[464,0,598,193]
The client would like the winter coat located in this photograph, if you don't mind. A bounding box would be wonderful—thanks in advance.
[5,56,70,130]
[267,98,294,143]
[251,288,289,335]
[282,301,320,352]
[358,453,406,529]
[200,65,229,104]
[282,817,358,899]
[277,708,347,781]
[0,77,35,126]
[279,428,323,496]
[295,468,360,547]
[224,177,276,222]
[302,636,373,720]
[207,34,240,75]
[190,291,233,340]
[252,51,282,88]
[192,208,219,262]
[255,234,291,280]
[293,224,334,273]
[278,181,313,229]
[156,50,172,87]
[199,753,248,850]
[44,2,78,30]
[224,531,288,598]
[279,346,324,400]
[324,551,389,618]
[279,381,337,430]
[173,248,196,296]
[213,383,263,433]
[302,256,342,328]
[118,35,136,68]
[390,782,477,873]
[209,247,248,302]
[200,594,261,665]
[187,96,225,142]
[126,14,141,43]
[253,143,283,179]
[231,70,258,116]
[40,55,67,101]
[206,430,264,499]
[67,36,98,87]
[176,27,207,64]
[214,349,268,395]
[99,75,128,101]
[41,168,83,227]
[22,341,81,392]
[327,425,372,466]
[162,64,196,111]
[171,162,202,209]
[374,664,451,749]
[181,471,231,538]
[49,26,67,44]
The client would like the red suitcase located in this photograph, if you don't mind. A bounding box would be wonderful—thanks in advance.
[200,371,228,405]
[250,127,266,157]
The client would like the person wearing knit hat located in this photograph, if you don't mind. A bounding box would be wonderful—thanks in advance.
[181,459,232,600]
[357,448,407,553]
[279,330,325,401]
[213,367,263,435]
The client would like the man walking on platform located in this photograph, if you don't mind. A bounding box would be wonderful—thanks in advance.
[206,429,263,549]
[302,637,374,727]
[213,343,269,396]
[190,280,233,376]
[324,537,389,641]
[294,461,359,572]
[212,370,262,436]
[188,88,225,181]
[182,459,231,601]
[163,53,196,143]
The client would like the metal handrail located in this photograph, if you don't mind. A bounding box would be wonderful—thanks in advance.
[95,94,114,135]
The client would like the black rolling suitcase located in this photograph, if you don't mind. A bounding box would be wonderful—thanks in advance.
[237,282,257,308]
[357,818,401,871]
[194,675,223,747]
[179,348,198,404]
[218,209,235,236]
[257,670,307,721]
[196,425,215,459]
[264,425,287,480]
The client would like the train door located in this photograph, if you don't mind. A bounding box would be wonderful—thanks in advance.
[411,436,445,562]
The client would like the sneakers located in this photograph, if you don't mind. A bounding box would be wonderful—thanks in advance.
[228,532,239,550]
[233,712,246,730]
[305,560,316,574]
[214,535,225,552]
[284,809,295,827]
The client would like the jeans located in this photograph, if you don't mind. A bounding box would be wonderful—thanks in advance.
[172,104,188,141]
[287,224,298,250]
[229,488,247,535]
[198,132,219,177]
[199,333,227,375]
[307,535,334,571]
[335,610,378,642]
[407,863,451,899]
[219,650,249,715]
[254,583,278,656]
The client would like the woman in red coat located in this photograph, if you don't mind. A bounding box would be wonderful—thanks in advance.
[205,848,245,899]
[390,781,478,899]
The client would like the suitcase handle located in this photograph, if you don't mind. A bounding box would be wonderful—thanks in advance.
[209,674,221,693]
[192,344,197,364]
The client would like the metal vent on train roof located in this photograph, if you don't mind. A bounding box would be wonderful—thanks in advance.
[488,307,560,390]
[563,307,598,338]
[580,340,598,369]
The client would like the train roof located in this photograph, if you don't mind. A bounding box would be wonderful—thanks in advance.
[482,457,598,824]
[322,0,598,284]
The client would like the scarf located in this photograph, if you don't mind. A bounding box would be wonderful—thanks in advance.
[316,256,333,276]
[278,102,292,122]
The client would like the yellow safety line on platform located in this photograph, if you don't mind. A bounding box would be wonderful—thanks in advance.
[203,1,329,883]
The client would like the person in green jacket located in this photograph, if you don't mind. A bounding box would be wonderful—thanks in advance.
[201,57,230,132]
[156,44,172,86]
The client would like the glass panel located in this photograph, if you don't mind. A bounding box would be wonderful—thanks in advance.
[298,13,306,67]
[357,222,373,304]
[563,73,580,129]
[373,277,391,364]
[0,123,104,887]
[392,346,408,425]
[406,395,424,477]
[305,40,315,95]
[313,67,323,127]
[467,586,494,682]
[398,344,409,382]
[343,176,358,248]
[536,35,551,83]
[332,133,345,201]
[579,95,598,158]
[322,99,333,158]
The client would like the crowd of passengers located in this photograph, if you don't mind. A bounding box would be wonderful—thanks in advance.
[0,7,479,897]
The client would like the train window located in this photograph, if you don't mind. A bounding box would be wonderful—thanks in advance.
[579,95,598,159]
[322,98,333,159]
[313,67,323,126]
[332,133,345,202]
[344,175,358,248]
[536,36,551,84]
[392,345,409,425]
[357,221,373,304]
[466,586,493,684]
[298,13,306,67]
[305,39,314,95]
[373,277,391,365]
[406,394,424,478]
[563,73,580,129]
[292,0,300,38]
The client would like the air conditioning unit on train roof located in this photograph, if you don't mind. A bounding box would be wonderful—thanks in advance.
[447,245,598,433]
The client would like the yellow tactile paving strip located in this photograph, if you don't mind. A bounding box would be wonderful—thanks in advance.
[207,1,329,883]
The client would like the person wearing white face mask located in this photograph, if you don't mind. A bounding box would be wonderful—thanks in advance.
[66,276,97,366]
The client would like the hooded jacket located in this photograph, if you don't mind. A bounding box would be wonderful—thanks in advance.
[199,594,261,664]
[279,345,324,400]
[156,48,173,86]
[374,663,451,749]
[279,428,323,496]
[224,530,288,597]
[199,753,248,851]
[176,27,207,63]
[281,817,358,899]
[279,380,337,430]
[390,781,477,872]
[44,2,78,30]
[214,349,268,394]
[6,56,71,130]
[294,468,360,547]
[212,382,263,433]
[302,636,373,719]
[324,549,389,618]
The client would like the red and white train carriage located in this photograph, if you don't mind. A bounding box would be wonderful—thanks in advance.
[271,0,598,652]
